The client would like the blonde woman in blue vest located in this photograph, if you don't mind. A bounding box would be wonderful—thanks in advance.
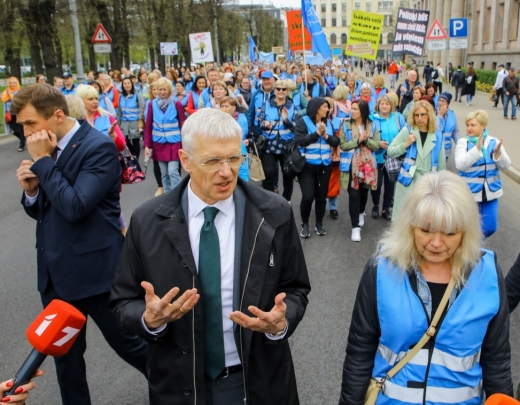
[455,110,511,238]
[117,77,145,160]
[387,100,445,222]
[339,170,513,405]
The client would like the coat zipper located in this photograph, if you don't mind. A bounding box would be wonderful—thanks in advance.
[239,218,264,405]
[192,276,197,404]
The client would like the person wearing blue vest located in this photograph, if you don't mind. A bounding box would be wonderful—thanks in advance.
[144,78,187,193]
[359,83,376,114]
[260,80,299,201]
[370,95,406,221]
[455,109,511,238]
[396,69,421,113]
[300,70,329,100]
[173,80,189,108]
[60,72,77,96]
[387,100,445,222]
[339,170,513,405]
[403,85,425,120]
[425,83,440,110]
[288,79,308,116]
[294,97,340,238]
[325,69,336,92]
[247,70,275,137]
[437,92,460,162]
[339,100,380,242]
[144,82,165,197]
[346,75,362,102]
[371,75,388,101]
[117,77,145,160]
[186,76,207,116]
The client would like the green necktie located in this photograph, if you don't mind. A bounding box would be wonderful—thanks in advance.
[199,206,225,379]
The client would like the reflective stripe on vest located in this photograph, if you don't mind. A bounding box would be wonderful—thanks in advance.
[397,127,443,186]
[120,94,140,122]
[458,138,502,194]
[373,250,499,405]
[151,99,181,144]
[262,103,295,141]
[300,115,333,166]
[253,91,270,126]
[94,114,111,136]
[443,110,457,150]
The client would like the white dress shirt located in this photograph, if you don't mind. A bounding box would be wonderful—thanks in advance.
[25,120,81,206]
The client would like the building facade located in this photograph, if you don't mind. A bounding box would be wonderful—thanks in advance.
[412,0,520,70]
[312,0,409,59]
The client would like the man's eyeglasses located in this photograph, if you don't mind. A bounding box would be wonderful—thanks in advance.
[190,154,247,172]
[275,87,287,91]
[414,113,428,118]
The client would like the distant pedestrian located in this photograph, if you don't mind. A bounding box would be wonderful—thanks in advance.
[451,65,465,102]
[432,63,445,94]
[461,64,478,106]
[2,76,24,151]
[493,64,508,108]
[502,67,519,120]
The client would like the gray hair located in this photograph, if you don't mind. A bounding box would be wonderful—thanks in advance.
[65,95,86,120]
[360,82,372,91]
[377,171,482,287]
[181,108,242,153]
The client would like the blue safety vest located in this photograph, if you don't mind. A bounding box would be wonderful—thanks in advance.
[60,84,77,96]
[120,94,140,122]
[300,82,324,98]
[151,99,181,144]
[94,114,111,136]
[373,249,499,405]
[262,102,296,142]
[442,109,458,152]
[173,94,188,107]
[252,89,272,127]
[372,87,388,100]
[326,75,336,90]
[106,87,116,103]
[458,138,502,194]
[397,127,443,186]
[339,121,377,172]
[347,81,362,101]
[191,91,201,112]
[300,115,333,166]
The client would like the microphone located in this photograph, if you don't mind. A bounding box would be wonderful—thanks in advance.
[485,394,520,405]
[4,299,86,396]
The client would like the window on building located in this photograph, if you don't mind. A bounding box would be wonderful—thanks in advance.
[322,18,326,26]
[355,2,360,10]
[481,61,485,69]
[341,33,347,44]
[380,34,383,44]
[331,33,337,44]
[378,1,392,11]
[332,18,337,26]
[383,15,393,26]
[342,18,347,26]
[387,32,394,43]
[321,3,326,13]
[332,3,337,12]
[366,2,371,11]
[342,2,347,12]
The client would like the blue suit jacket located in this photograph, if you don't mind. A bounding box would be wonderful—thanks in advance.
[23,121,124,300]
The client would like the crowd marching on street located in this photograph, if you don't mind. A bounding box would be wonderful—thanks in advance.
[2,55,520,405]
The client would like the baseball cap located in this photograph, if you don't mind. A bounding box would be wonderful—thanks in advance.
[260,71,274,79]
[62,72,73,79]
[499,64,505,68]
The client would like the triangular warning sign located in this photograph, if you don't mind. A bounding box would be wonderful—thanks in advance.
[92,24,112,43]
[426,19,448,40]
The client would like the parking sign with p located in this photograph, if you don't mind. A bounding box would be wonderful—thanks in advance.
[450,18,468,38]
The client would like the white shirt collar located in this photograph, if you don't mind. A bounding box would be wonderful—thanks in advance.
[57,120,81,151]
[187,180,234,219]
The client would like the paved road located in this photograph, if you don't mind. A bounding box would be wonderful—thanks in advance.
[1,84,520,404]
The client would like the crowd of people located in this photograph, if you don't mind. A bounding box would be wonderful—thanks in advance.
[1,57,519,405]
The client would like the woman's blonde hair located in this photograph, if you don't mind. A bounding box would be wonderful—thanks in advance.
[286,79,296,92]
[66,95,86,120]
[155,78,173,96]
[332,85,349,101]
[373,75,385,88]
[465,109,488,127]
[375,94,396,112]
[377,171,482,286]
[76,84,110,116]
[211,80,228,93]
[386,92,399,110]
[274,79,287,90]
[148,72,160,84]
[148,81,158,100]
[407,100,437,132]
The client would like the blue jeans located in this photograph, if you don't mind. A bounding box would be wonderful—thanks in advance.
[465,94,473,104]
[504,93,517,118]
[328,197,338,210]
[158,160,181,193]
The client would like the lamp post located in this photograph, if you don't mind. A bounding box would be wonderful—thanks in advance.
[68,0,85,83]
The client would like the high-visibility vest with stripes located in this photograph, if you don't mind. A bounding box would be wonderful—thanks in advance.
[120,94,140,122]
[458,138,502,194]
[262,102,296,141]
[94,114,111,136]
[398,127,443,186]
[339,121,376,173]
[300,115,333,166]
[442,109,457,152]
[373,249,499,405]
[151,99,181,144]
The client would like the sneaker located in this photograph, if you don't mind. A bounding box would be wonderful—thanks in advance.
[492,105,497,108]
[330,209,339,219]
[371,206,379,219]
[351,227,361,242]
[17,147,24,152]
[513,117,517,120]
[315,223,326,236]
[359,212,365,227]
[505,116,509,119]
[466,103,469,106]
[469,103,472,106]
[300,223,310,238]
[382,210,392,221]
[459,100,462,103]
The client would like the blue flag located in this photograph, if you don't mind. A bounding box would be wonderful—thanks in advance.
[249,36,256,62]
[301,0,332,60]
[288,49,292,61]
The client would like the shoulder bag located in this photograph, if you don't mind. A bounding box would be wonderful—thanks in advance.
[384,114,404,182]
[119,145,145,184]
[365,276,456,405]
[248,141,265,182]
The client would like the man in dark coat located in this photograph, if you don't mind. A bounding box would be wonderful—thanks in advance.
[396,69,422,113]
[422,61,434,83]
[110,108,311,405]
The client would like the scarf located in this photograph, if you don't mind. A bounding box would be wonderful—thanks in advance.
[1,77,20,103]
[157,96,173,112]
[334,100,351,116]
[467,128,489,153]
[350,122,377,190]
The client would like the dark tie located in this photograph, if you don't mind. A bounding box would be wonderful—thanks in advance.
[199,206,225,379]
[51,146,61,162]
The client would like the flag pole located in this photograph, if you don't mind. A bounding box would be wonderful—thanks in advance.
[301,11,308,93]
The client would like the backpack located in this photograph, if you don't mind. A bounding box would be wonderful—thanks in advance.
[432,68,439,80]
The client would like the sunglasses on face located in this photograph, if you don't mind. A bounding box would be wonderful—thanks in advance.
[275,87,287,91]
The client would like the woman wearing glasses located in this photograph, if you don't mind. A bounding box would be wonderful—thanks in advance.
[261,79,299,201]
[387,100,445,221]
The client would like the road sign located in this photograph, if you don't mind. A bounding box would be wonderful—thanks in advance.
[272,46,284,53]
[449,38,468,49]
[450,18,468,38]
[94,44,112,53]
[428,40,446,50]
[92,24,112,43]
[160,42,178,56]
[426,19,448,40]
[332,48,342,56]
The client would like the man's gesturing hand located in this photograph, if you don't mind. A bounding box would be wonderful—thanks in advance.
[229,292,287,335]
[26,129,57,161]
[141,281,200,329]
[16,160,39,197]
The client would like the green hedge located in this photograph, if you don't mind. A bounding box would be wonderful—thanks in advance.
[462,68,497,85]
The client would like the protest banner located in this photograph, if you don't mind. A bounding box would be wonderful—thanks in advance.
[345,11,384,60]
[286,10,311,51]
[189,32,214,63]
[392,8,430,56]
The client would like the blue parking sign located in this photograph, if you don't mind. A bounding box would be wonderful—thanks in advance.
[450,18,468,38]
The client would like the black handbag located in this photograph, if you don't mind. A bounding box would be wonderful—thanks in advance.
[283,141,306,177]
[119,146,145,184]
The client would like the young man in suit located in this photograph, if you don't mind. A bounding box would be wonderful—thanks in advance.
[110,108,311,405]
[13,84,148,405]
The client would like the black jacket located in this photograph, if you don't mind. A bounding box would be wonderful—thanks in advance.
[451,70,466,87]
[505,251,520,312]
[339,253,513,405]
[238,85,253,106]
[396,79,422,113]
[423,65,434,81]
[110,176,311,405]
[294,97,340,150]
